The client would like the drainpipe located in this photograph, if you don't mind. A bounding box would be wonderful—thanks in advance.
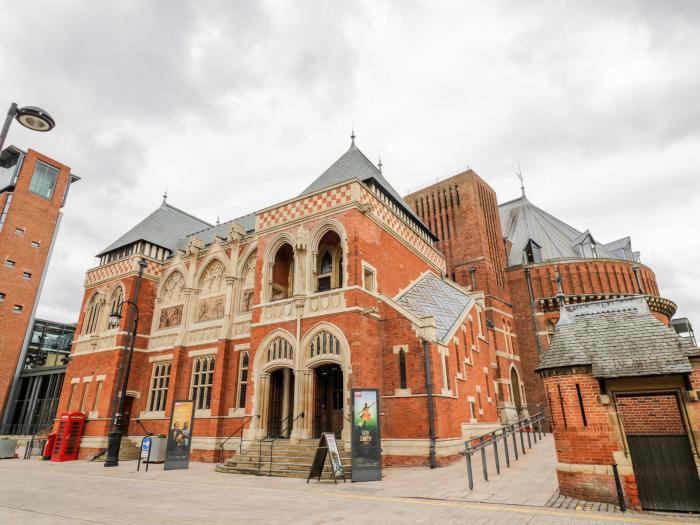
[422,337,437,468]
[632,265,644,294]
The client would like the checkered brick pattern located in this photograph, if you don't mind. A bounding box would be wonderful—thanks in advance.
[85,256,165,286]
[360,187,446,272]
[257,184,352,230]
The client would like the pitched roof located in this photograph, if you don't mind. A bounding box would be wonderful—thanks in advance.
[175,212,255,251]
[395,272,473,343]
[97,200,213,256]
[536,297,693,378]
[301,141,436,240]
[498,194,631,267]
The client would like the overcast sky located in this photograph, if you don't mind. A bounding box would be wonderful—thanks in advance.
[2,1,698,326]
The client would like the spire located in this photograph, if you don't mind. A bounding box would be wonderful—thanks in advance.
[378,154,383,173]
[350,127,356,148]
[162,186,168,204]
[216,214,220,226]
[516,162,525,197]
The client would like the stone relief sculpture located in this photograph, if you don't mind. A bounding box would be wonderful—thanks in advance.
[195,295,225,322]
[159,305,183,328]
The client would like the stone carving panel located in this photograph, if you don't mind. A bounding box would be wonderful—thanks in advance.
[195,294,226,322]
[159,305,183,328]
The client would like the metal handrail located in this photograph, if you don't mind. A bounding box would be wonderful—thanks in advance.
[462,412,546,490]
[218,415,256,465]
[23,423,54,459]
[257,411,304,476]
[135,419,153,437]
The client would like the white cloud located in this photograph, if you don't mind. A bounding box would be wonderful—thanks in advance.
[1,0,697,324]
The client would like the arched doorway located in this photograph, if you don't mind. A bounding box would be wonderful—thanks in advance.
[270,243,295,301]
[267,368,295,438]
[313,364,343,438]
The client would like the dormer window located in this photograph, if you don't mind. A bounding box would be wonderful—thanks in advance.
[575,233,598,259]
[524,239,542,264]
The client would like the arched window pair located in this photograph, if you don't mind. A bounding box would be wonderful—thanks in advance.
[315,231,343,292]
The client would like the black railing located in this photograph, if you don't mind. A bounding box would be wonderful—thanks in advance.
[217,415,256,465]
[462,412,546,490]
[257,411,304,476]
[135,419,153,436]
[21,423,54,459]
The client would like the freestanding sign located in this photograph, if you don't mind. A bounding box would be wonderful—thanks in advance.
[164,400,195,470]
[351,388,381,482]
[137,436,152,472]
[307,432,346,484]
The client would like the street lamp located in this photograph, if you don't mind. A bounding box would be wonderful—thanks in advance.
[0,102,56,153]
[104,258,148,468]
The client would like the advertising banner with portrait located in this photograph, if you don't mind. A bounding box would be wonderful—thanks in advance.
[351,388,381,482]
[164,399,195,470]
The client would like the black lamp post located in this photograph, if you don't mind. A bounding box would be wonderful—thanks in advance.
[104,258,148,467]
[0,102,56,152]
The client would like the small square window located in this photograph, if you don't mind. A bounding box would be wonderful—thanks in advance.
[22,271,31,280]
[31,241,40,249]
[15,227,24,236]
[13,304,23,313]
[5,259,15,268]
[28,161,59,199]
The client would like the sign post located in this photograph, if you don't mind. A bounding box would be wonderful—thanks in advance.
[307,432,346,484]
[351,388,382,482]
[137,436,152,472]
[164,399,195,470]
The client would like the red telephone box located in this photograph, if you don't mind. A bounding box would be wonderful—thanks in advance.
[51,412,86,462]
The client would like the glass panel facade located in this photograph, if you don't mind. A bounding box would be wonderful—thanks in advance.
[24,319,75,370]
[28,160,59,199]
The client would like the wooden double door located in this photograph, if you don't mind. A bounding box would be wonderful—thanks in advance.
[313,364,343,438]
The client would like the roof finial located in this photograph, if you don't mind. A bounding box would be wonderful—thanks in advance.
[162,185,168,203]
[378,154,383,173]
[516,162,525,197]
[216,214,220,226]
[350,127,356,146]
[554,266,565,307]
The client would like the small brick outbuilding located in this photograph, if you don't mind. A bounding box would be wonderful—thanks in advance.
[537,296,700,512]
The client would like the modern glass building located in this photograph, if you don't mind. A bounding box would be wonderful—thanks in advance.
[2,318,75,435]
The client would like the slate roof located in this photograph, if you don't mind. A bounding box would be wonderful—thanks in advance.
[498,194,634,267]
[536,297,693,378]
[395,272,473,343]
[97,201,213,256]
[301,141,436,240]
[175,213,256,251]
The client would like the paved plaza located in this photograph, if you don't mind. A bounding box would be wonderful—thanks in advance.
[0,435,698,524]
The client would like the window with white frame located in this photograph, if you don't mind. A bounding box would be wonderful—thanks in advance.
[190,355,215,411]
[83,293,102,334]
[148,361,171,412]
[362,263,376,292]
[236,352,249,409]
[78,382,90,413]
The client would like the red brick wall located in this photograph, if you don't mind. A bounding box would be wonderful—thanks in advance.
[616,394,685,435]
[0,149,73,417]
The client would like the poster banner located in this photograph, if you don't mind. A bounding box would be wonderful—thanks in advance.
[351,388,381,482]
[325,433,345,480]
[164,399,195,470]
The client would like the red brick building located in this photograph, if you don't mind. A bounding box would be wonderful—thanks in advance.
[537,297,700,512]
[496,191,674,421]
[59,139,522,466]
[0,146,79,429]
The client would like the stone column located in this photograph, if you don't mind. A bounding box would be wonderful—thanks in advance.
[291,369,315,441]
[255,373,271,439]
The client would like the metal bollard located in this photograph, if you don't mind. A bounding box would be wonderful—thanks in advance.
[480,437,488,481]
[503,428,510,468]
[512,424,518,460]
[466,449,474,490]
[526,420,532,449]
[493,432,500,475]
[520,423,526,454]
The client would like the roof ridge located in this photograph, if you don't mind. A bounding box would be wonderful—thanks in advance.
[163,202,214,227]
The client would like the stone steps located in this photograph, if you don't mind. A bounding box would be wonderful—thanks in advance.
[218,438,352,479]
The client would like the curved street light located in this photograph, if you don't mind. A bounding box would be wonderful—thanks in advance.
[0,102,56,153]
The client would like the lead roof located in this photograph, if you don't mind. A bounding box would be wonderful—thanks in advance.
[395,272,474,343]
[498,194,637,267]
